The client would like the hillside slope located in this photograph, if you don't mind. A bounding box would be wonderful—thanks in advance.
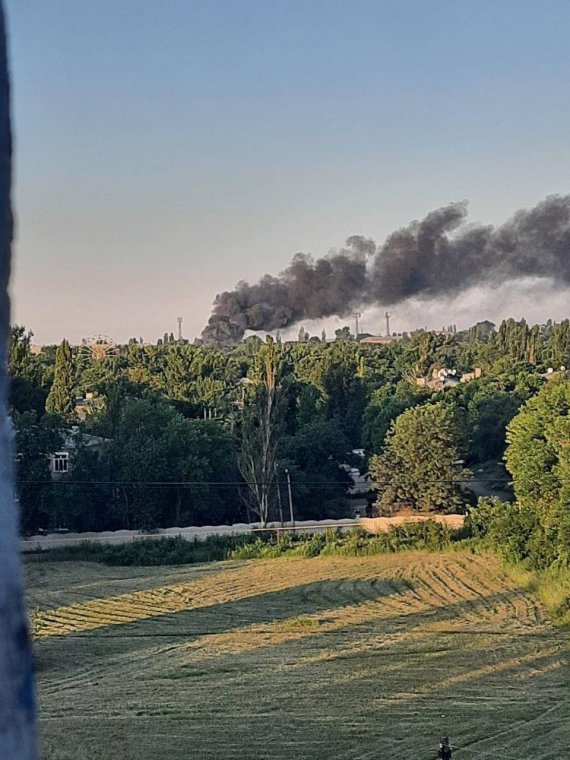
[28,553,568,759]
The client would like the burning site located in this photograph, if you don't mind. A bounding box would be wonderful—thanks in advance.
[5,2,570,759]
[202,194,570,343]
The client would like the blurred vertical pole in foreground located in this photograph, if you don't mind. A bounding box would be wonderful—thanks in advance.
[0,3,38,758]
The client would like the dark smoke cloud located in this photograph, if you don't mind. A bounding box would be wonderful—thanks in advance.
[202,195,570,343]
[202,248,368,343]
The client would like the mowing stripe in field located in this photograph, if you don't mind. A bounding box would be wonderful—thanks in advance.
[33,554,544,639]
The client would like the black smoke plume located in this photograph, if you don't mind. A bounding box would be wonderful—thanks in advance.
[202,195,570,343]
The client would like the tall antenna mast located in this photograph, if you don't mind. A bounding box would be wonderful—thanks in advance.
[352,312,362,338]
[385,311,391,337]
[177,316,183,342]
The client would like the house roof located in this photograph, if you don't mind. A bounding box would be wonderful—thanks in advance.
[61,427,109,450]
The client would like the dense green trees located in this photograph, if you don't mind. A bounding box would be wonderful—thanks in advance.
[14,412,63,533]
[280,418,351,520]
[544,320,570,368]
[105,399,236,530]
[501,380,570,566]
[434,373,538,464]
[468,379,570,569]
[362,381,427,458]
[9,317,570,536]
[63,400,238,532]
[45,339,75,420]
[9,325,49,415]
[370,402,470,514]
[505,380,570,509]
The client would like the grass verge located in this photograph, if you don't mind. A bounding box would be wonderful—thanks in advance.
[505,563,570,627]
[25,524,570,628]
[26,533,255,566]
[26,521,456,566]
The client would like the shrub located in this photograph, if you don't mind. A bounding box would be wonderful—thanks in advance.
[30,534,256,566]
[30,521,460,566]
[230,522,455,560]
[466,497,570,570]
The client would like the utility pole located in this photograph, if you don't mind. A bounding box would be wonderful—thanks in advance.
[284,468,295,527]
[275,466,284,526]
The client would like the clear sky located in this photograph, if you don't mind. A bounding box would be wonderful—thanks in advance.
[5,0,570,343]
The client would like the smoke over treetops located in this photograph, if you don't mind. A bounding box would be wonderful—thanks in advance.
[202,194,570,343]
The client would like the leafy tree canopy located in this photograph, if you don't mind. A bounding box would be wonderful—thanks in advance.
[370,401,470,514]
[45,339,76,421]
[505,379,570,509]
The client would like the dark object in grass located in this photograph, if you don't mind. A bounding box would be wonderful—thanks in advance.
[437,736,452,759]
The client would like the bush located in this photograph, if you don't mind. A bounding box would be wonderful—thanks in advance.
[29,534,256,566]
[30,521,460,566]
[466,497,570,570]
[230,522,456,560]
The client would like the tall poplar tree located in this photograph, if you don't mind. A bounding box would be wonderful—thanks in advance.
[45,339,76,420]
[239,338,282,526]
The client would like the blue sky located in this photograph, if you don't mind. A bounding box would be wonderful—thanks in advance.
[6,0,570,342]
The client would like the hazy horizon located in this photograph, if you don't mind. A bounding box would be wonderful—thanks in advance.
[6,1,570,344]
[20,278,570,347]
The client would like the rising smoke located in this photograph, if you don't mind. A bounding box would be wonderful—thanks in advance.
[202,195,570,343]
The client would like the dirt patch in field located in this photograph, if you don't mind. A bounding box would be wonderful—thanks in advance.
[360,514,465,533]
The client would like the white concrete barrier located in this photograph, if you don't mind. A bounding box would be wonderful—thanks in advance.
[22,515,465,553]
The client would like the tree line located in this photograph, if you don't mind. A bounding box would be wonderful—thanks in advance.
[9,319,570,552]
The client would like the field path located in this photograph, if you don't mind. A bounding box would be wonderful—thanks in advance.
[27,552,568,759]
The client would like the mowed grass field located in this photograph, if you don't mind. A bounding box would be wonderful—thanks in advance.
[27,552,568,759]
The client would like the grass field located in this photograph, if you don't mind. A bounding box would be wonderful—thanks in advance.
[27,552,568,759]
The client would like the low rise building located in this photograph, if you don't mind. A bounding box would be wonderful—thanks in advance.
[542,367,568,381]
[50,427,108,477]
[74,392,104,421]
[415,366,482,390]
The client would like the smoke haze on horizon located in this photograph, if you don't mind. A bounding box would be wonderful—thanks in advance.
[266,279,570,344]
[202,195,570,343]
[7,2,570,345]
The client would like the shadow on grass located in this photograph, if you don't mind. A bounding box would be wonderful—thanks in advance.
[34,574,545,685]
[33,575,411,670]
[38,592,567,760]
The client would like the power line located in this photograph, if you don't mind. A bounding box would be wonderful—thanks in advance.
[15,478,514,487]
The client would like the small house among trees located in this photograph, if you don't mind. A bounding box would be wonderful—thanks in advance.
[49,427,108,478]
